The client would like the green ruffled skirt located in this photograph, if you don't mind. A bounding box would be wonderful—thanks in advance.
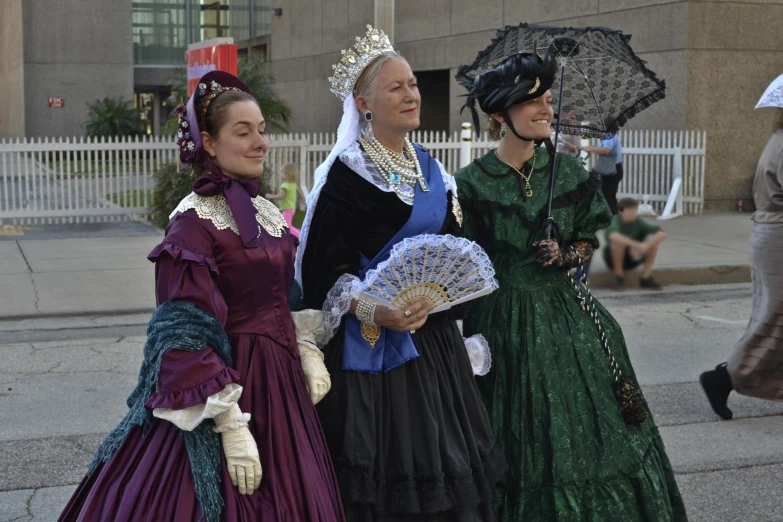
[466,275,688,522]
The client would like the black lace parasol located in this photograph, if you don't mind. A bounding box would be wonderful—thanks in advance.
[456,23,666,139]
[458,23,667,238]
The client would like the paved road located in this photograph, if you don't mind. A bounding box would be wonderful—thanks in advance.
[1,283,782,521]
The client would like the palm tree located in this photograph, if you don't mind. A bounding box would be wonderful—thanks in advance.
[166,56,293,134]
[84,98,145,138]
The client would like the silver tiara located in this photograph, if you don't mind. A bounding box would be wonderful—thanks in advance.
[328,25,396,101]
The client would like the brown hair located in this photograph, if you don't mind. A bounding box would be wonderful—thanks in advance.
[281,163,299,183]
[775,109,783,131]
[618,197,639,212]
[202,90,258,138]
[488,118,502,141]
[353,52,405,104]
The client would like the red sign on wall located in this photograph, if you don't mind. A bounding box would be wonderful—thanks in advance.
[185,39,238,97]
[48,97,65,108]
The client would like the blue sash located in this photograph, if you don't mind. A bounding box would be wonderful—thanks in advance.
[342,145,447,374]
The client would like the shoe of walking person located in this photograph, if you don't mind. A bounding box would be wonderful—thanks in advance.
[699,362,734,420]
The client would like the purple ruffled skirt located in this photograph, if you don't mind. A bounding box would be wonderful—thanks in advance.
[59,334,345,522]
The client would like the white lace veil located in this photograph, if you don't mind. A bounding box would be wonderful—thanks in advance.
[294,95,361,290]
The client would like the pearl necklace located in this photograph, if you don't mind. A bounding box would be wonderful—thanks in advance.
[359,134,429,199]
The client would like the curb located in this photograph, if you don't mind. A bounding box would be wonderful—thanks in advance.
[586,264,751,289]
[0,309,155,324]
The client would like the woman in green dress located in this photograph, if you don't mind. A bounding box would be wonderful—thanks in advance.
[453,53,688,521]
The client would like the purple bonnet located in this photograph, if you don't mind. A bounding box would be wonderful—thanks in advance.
[174,70,253,169]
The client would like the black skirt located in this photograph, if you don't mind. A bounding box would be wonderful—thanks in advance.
[316,312,504,522]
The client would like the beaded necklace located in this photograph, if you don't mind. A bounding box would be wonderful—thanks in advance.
[359,134,428,199]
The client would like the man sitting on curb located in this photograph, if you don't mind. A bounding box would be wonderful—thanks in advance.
[604,197,667,290]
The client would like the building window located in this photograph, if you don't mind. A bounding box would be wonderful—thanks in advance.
[133,0,271,66]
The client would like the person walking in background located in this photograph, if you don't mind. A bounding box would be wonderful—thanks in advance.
[604,197,666,290]
[266,163,307,238]
[553,111,581,158]
[700,109,783,420]
[581,133,623,214]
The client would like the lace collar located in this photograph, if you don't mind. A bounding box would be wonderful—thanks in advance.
[170,193,289,238]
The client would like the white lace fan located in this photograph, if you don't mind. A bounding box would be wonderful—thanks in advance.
[357,234,498,314]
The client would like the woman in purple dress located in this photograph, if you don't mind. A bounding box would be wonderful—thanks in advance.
[59,71,345,522]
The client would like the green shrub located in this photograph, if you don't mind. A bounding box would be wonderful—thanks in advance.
[84,97,145,138]
[150,162,198,229]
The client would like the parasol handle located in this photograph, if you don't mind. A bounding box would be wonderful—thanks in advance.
[545,58,568,240]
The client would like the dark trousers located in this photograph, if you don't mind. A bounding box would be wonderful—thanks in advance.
[574,259,592,281]
[598,162,623,214]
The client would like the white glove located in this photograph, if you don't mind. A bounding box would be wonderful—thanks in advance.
[292,309,329,347]
[213,404,262,495]
[299,345,331,404]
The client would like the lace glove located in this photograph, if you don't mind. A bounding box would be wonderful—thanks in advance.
[555,240,595,270]
[533,239,560,268]
[213,403,262,495]
[533,239,595,270]
[299,344,331,404]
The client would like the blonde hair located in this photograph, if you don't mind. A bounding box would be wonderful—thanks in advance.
[353,52,405,104]
[281,163,299,183]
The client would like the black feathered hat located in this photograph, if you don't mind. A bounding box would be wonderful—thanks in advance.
[460,52,557,140]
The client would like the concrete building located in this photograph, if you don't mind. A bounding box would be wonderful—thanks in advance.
[0,0,133,138]
[266,0,783,210]
[0,0,271,139]
[1,0,781,209]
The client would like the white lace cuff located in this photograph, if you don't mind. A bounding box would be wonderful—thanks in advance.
[292,309,328,351]
[464,334,492,376]
[322,273,362,343]
[152,383,243,432]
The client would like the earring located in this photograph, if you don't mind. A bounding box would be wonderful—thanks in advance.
[500,122,507,139]
[365,111,373,121]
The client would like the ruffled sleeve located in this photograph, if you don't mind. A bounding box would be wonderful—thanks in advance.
[454,169,482,244]
[145,213,240,425]
[571,170,612,247]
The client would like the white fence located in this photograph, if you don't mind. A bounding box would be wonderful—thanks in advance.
[0,136,176,224]
[584,130,707,217]
[0,129,706,225]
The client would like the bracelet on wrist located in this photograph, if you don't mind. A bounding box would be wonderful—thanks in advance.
[355,299,378,326]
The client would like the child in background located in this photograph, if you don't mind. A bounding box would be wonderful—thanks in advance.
[266,163,307,238]
[604,197,667,290]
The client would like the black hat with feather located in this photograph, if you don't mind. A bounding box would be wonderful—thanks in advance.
[459,51,557,141]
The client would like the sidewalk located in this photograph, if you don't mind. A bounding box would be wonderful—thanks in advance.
[0,213,753,320]
[585,212,752,288]
[0,226,162,319]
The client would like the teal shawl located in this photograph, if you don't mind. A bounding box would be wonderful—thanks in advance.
[89,300,233,522]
